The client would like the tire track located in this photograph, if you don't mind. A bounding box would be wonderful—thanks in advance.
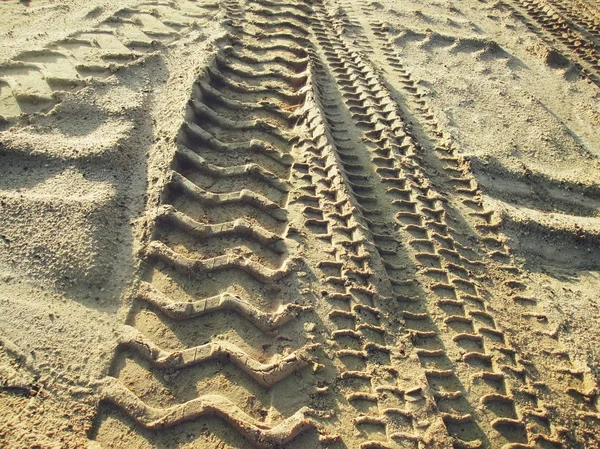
[360,11,600,447]
[330,1,375,54]
[309,5,502,448]
[366,21,518,266]
[0,1,219,123]
[310,1,579,447]
[92,0,449,446]
[306,25,460,449]
[500,0,600,86]
[236,3,451,448]
[548,0,600,44]
[96,376,325,449]
[310,14,493,449]
[298,56,454,449]
[91,1,333,447]
[87,0,599,447]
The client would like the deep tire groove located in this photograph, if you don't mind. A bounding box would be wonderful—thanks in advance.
[88,0,599,447]
[91,1,334,447]
[310,1,578,447]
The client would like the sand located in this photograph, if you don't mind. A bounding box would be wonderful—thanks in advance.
[0,0,599,448]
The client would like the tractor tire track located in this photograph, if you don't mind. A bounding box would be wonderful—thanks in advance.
[358,8,600,447]
[309,1,590,447]
[0,1,220,124]
[87,0,599,447]
[91,1,333,447]
[500,0,600,86]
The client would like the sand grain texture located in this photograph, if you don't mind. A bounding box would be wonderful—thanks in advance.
[1,0,599,448]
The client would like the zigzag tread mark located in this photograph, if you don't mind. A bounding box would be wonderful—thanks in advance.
[135,281,310,333]
[222,45,310,72]
[145,240,293,282]
[181,121,293,168]
[166,170,288,221]
[206,62,308,104]
[117,325,320,387]
[188,97,295,145]
[154,205,286,253]
[226,23,312,47]
[175,145,289,194]
[214,52,309,89]
[195,77,297,125]
[95,377,332,448]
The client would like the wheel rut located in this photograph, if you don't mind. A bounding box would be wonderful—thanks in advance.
[357,5,600,446]
[500,0,600,87]
[308,4,565,448]
[92,1,332,447]
[0,1,222,124]
[88,0,599,448]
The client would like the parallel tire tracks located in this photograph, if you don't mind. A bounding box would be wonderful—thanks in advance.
[88,0,599,447]
[363,9,600,448]
[501,0,600,86]
[309,4,566,447]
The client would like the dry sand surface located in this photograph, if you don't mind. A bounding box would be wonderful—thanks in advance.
[1,0,600,447]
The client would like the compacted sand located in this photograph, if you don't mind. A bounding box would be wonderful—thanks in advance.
[1,0,600,448]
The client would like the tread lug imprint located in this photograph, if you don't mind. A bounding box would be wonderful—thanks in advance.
[0,1,220,124]
[86,0,600,447]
